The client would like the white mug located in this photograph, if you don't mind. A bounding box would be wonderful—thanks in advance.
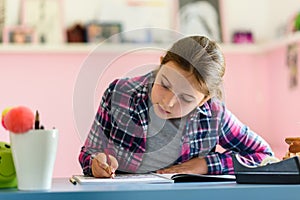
[9,129,59,190]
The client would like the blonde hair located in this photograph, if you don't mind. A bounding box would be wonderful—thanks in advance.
[161,36,225,100]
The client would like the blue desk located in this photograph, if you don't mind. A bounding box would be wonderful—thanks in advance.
[1,178,300,200]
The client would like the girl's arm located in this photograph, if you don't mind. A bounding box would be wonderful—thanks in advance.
[205,108,273,174]
[78,80,118,176]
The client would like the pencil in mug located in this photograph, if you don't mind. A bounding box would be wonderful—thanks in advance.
[34,110,40,129]
[34,110,45,130]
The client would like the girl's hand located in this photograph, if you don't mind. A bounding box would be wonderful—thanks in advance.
[156,157,208,174]
[91,153,119,178]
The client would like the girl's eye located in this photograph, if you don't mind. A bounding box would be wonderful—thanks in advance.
[161,79,170,89]
[180,95,194,103]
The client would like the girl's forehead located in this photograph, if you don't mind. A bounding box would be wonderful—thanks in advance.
[159,63,197,84]
[158,61,205,93]
[158,63,201,92]
[160,61,190,76]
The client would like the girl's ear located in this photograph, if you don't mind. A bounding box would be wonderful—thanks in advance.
[198,95,211,107]
[160,56,164,64]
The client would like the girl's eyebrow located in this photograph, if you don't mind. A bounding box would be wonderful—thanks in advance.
[162,74,171,84]
[161,74,196,100]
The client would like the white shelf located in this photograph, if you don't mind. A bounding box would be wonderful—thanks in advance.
[1,32,300,54]
[221,32,300,54]
[0,43,171,54]
[0,43,96,53]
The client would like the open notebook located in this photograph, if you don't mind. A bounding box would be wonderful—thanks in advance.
[71,173,236,184]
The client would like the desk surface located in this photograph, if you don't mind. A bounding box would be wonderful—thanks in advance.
[0,178,300,200]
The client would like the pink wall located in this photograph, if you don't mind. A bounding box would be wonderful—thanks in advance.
[0,43,299,177]
[0,52,86,177]
[224,53,271,139]
[224,42,300,159]
[267,42,300,158]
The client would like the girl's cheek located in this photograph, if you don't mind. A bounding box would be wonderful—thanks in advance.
[151,85,162,102]
[153,85,164,96]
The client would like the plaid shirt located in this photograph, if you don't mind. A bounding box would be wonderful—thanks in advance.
[79,72,273,175]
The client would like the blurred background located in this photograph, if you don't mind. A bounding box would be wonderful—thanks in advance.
[1,0,299,44]
[0,0,300,177]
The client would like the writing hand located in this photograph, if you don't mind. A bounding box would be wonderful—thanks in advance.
[91,152,119,178]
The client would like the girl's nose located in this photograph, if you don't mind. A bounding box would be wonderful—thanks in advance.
[163,91,177,108]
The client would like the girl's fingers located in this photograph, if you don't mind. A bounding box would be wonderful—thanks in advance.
[95,153,107,164]
[92,152,118,178]
[91,158,111,178]
[107,155,119,172]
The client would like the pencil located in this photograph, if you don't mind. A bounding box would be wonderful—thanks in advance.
[104,150,115,178]
[34,110,40,129]
[69,177,77,185]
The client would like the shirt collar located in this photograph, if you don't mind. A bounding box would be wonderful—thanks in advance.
[196,101,212,117]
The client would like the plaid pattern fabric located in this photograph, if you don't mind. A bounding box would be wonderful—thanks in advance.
[79,72,273,175]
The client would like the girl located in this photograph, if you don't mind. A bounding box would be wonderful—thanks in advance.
[79,35,273,178]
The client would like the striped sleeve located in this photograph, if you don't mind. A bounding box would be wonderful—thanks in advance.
[78,80,118,176]
[205,108,273,174]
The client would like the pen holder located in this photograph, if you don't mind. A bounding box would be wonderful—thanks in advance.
[9,129,59,190]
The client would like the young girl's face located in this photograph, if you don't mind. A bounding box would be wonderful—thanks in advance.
[151,60,208,119]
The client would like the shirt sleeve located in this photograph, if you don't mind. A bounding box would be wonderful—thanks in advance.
[78,80,118,176]
[205,107,274,174]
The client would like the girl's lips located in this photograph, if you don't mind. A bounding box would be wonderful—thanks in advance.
[158,104,171,115]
